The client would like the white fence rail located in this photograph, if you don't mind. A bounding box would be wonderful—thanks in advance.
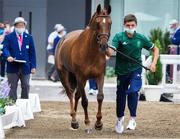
[142,54,180,95]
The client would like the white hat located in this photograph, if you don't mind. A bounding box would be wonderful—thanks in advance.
[169,19,178,25]
[54,24,61,30]
[13,17,27,25]
[54,24,65,32]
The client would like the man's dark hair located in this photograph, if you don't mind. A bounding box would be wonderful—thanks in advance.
[124,14,137,24]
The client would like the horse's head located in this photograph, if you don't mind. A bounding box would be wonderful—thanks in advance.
[89,4,112,52]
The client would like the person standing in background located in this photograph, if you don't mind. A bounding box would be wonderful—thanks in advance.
[170,19,180,54]
[50,24,66,82]
[3,17,36,101]
[46,24,64,80]
[88,79,98,95]
[4,21,12,35]
[169,19,180,71]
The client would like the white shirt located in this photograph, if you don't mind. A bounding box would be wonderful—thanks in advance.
[47,31,58,50]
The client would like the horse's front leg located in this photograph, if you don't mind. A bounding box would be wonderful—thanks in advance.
[95,74,104,130]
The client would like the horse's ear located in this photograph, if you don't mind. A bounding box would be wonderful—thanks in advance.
[105,5,111,15]
[96,4,101,14]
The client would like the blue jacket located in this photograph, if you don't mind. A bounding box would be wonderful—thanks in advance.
[3,31,36,74]
[52,36,61,55]
[171,28,180,45]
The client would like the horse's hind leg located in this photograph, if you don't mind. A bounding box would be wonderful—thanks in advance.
[69,73,81,129]
[95,75,104,130]
[77,79,91,133]
[57,68,79,129]
[68,72,80,112]
[74,89,81,112]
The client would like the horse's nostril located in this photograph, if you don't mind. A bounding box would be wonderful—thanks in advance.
[104,44,108,49]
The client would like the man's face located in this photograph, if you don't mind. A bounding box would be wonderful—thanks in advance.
[15,22,25,29]
[124,21,137,29]
[169,23,178,35]
[124,21,137,35]
[14,22,26,34]
[169,23,177,30]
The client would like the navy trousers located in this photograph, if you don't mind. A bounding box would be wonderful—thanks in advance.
[7,68,30,101]
[116,68,142,118]
[89,79,97,90]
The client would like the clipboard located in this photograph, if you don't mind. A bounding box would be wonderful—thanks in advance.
[13,59,26,63]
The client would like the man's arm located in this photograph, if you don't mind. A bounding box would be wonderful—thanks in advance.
[106,33,120,57]
[29,35,36,74]
[149,46,159,72]
[2,35,14,62]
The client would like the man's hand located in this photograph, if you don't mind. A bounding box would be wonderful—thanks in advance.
[150,46,159,72]
[105,47,114,57]
[31,68,36,74]
[106,55,110,60]
[7,56,14,62]
[149,62,156,72]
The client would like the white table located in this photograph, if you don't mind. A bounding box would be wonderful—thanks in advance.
[16,99,34,120]
[29,93,41,112]
[0,93,41,138]
[0,105,26,138]
[4,105,25,128]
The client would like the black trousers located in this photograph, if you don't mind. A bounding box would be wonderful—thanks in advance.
[7,69,30,101]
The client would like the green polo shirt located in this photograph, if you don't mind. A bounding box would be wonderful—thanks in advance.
[112,32,154,75]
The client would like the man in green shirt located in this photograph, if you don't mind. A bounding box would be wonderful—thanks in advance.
[107,14,159,134]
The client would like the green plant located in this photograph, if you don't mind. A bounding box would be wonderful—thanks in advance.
[146,40,162,85]
[0,97,15,115]
[0,78,15,115]
[163,30,171,53]
[105,66,115,78]
[149,28,171,54]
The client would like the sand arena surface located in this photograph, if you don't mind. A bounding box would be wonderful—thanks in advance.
[5,101,180,139]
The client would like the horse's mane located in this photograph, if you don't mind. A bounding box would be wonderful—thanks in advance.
[88,12,97,27]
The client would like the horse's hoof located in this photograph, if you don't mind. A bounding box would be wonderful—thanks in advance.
[95,122,103,130]
[71,121,79,129]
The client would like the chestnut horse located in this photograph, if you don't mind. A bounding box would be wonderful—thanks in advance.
[55,4,111,132]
